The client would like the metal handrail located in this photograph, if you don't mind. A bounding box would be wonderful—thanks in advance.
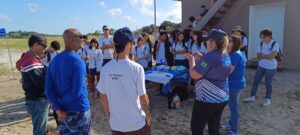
[193,0,227,31]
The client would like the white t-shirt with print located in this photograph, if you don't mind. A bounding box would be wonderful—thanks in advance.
[87,48,100,69]
[96,59,146,132]
[156,42,166,64]
[172,42,186,60]
[257,40,279,69]
[99,36,114,59]
[134,46,148,68]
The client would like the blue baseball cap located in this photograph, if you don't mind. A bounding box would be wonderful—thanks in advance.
[207,29,228,40]
[113,27,134,46]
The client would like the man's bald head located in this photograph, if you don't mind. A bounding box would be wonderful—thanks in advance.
[63,28,81,39]
[63,28,83,51]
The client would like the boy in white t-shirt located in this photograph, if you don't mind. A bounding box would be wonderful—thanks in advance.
[99,25,114,66]
[97,27,151,134]
[244,28,279,107]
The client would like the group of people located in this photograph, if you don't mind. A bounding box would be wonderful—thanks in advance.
[16,23,280,135]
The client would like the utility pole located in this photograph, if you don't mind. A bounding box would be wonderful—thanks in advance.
[154,0,157,32]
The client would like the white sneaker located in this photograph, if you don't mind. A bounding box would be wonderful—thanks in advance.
[244,96,256,102]
[220,123,230,129]
[263,98,271,107]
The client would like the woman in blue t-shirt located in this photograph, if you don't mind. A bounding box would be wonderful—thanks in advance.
[186,29,233,135]
[223,35,246,135]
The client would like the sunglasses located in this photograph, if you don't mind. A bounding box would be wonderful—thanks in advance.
[72,35,84,39]
[104,29,109,31]
[37,42,47,48]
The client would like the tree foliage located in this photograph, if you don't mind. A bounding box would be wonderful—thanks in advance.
[136,21,182,34]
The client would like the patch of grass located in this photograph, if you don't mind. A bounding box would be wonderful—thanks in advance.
[0,36,64,51]
[0,35,155,51]
[0,35,101,51]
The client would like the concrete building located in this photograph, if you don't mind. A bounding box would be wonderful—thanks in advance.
[181,0,300,70]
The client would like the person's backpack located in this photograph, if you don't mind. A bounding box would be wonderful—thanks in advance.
[47,52,51,63]
[82,48,88,56]
[81,48,88,61]
[240,36,248,59]
[46,51,58,63]
[260,41,283,62]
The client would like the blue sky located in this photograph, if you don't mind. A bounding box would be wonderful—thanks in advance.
[0,0,182,35]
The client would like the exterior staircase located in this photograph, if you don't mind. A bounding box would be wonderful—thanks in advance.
[193,0,237,31]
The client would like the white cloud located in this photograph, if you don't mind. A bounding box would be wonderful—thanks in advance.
[158,2,182,23]
[98,1,108,9]
[0,14,14,22]
[129,0,152,7]
[26,3,41,13]
[127,0,182,23]
[128,0,153,17]
[123,15,137,23]
[109,8,122,19]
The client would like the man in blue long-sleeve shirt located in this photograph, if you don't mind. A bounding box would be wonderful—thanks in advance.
[46,28,91,135]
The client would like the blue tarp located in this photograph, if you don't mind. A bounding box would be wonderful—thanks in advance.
[145,66,191,95]
[0,28,6,36]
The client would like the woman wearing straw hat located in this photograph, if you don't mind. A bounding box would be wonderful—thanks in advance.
[232,25,248,61]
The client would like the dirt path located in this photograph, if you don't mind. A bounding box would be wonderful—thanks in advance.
[0,68,300,135]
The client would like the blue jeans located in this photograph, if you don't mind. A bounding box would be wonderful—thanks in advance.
[229,88,244,134]
[250,66,276,99]
[25,99,49,135]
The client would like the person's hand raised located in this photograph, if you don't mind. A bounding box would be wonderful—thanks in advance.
[185,53,194,61]
[192,52,203,59]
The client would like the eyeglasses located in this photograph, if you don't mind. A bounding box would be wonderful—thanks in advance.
[104,29,109,31]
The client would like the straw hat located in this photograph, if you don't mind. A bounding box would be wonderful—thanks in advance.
[232,25,243,32]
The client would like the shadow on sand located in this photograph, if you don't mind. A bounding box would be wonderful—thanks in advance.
[0,97,30,127]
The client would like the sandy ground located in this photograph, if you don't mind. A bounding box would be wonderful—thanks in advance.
[0,49,23,69]
[0,68,300,135]
[0,50,300,135]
